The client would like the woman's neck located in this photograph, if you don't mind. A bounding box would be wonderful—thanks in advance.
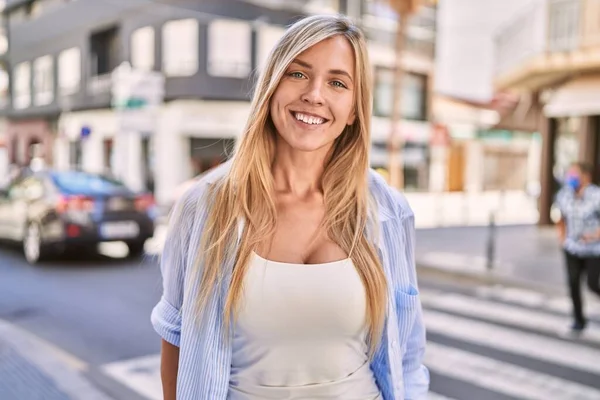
[271,144,330,198]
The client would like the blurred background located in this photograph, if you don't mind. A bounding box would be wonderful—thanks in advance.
[0,0,599,399]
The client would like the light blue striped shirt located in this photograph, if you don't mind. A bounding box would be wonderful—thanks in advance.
[151,163,430,400]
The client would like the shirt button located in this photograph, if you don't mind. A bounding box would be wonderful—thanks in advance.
[391,340,398,348]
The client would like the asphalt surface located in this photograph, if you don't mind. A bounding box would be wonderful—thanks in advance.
[0,242,162,368]
[1,240,600,400]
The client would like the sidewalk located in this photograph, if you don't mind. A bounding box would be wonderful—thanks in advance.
[0,319,114,400]
[415,224,567,293]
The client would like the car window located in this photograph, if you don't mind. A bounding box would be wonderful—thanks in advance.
[50,171,129,195]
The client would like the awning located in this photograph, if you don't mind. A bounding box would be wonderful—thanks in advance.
[544,74,600,118]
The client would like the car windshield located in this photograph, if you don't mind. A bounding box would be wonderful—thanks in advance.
[50,171,129,195]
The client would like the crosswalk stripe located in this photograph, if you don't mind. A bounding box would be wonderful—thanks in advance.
[101,354,162,400]
[474,286,547,308]
[425,342,600,400]
[420,289,600,345]
[426,392,456,400]
[474,285,600,320]
[424,309,600,375]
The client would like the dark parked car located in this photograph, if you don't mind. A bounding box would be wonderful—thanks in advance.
[0,169,156,264]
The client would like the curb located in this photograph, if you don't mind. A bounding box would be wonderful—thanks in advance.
[0,319,114,400]
[416,262,566,296]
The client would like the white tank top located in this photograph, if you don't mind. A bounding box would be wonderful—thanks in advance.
[228,252,382,400]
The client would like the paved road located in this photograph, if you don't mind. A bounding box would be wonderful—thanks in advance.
[0,243,162,368]
[2,242,600,399]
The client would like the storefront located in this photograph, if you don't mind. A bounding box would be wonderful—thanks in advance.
[153,100,250,205]
[538,74,600,224]
[6,119,54,167]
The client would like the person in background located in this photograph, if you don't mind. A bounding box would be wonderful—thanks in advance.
[556,161,600,332]
[151,14,428,400]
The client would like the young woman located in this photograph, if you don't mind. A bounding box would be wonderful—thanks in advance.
[152,14,429,400]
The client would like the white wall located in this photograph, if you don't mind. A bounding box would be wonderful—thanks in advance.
[154,106,191,206]
[435,0,535,102]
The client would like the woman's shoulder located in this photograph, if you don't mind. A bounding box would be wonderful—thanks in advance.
[171,161,232,220]
[367,169,414,222]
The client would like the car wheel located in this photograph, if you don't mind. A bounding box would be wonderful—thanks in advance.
[126,241,145,259]
[23,222,47,264]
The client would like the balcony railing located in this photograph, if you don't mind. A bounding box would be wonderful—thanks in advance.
[494,0,600,83]
[548,0,581,52]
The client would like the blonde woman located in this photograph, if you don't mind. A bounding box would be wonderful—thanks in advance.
[152,14,429,400]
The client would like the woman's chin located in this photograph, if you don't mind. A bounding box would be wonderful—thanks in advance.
[277,135,333,154]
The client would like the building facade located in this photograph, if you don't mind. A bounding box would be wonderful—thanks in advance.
[430,0,543,197]
[2,0,436,204]
[493,0,600,224]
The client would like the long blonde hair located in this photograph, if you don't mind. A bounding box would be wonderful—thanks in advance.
[195,14,387,353]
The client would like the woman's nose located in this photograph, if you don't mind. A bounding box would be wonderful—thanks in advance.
[300,82,325,106]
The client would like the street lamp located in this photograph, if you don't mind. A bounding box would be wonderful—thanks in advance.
[385,0,422,189]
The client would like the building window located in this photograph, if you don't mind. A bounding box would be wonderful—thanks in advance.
[162,19,198,77]
[207,19,251,78]
[34,55,54,106]
[131,26,155,71]
[373,68,428,121]
[0,64,8,108]
[13,62,31,109]
[90,26,120,76]
[548,0,580,51]
[58,47,81,95]
[256,25,286,71]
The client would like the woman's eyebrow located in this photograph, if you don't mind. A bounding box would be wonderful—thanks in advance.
[291,59,354,83]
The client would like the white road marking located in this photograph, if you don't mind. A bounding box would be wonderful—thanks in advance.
[424,309,600,375]
[425,342,600,400]
[419,289,600,345]
[426,392,456,400]
[101,354,161,400]
[474,285,600,320]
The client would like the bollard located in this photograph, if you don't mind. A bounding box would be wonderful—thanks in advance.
[486,211,496,270]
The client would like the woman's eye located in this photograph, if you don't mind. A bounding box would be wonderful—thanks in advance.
[332,80,347,89]
[290,72,305,79]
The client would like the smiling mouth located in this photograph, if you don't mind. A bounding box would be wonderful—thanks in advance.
[291,111,329,125]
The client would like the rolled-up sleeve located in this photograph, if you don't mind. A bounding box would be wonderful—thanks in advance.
[151,188,198,347]
[397,194,430,399]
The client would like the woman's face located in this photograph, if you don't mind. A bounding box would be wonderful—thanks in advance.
[270,35,357,154]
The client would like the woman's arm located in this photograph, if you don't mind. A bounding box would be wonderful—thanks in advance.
[161,339,180,400]
[557,217,566,244]
[151,186,200,399]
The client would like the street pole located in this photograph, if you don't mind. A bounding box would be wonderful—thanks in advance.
[388,12,407,189]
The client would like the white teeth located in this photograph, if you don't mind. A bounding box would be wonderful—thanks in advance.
[294,112,324,125]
